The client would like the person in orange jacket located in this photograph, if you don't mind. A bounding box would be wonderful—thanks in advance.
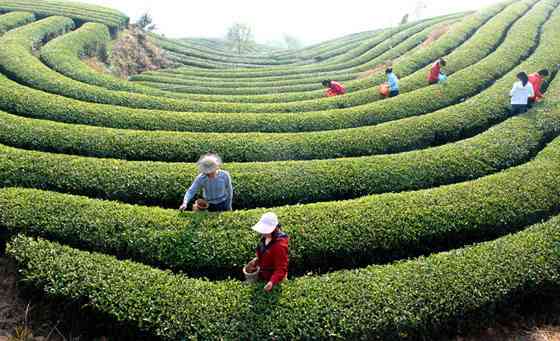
[528,69,549,107]
[246,212,289,292]
[322,80,346,97]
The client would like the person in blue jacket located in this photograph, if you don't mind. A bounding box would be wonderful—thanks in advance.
[386,68,399,97]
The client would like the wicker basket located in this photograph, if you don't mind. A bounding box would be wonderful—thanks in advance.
[243,264,260,283]
[193,199,209,211]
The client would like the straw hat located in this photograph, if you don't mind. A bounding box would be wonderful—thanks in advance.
[252,212,279,234]
[197,154,222,174]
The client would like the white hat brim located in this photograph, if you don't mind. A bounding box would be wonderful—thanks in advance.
[252,222,276,234]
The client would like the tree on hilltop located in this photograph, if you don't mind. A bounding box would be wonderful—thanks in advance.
[226,23,255,55]
[135,13,157,32]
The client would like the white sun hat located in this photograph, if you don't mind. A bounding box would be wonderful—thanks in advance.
[197,154,222,174]
[252,212,279,234]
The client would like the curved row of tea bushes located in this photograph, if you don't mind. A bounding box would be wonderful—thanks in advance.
[140,14,469,87]
[1,103,557,208]
[134,3,510,94]
[14,16,453,112]
[2,135,560,275]
[0,2,549,118]
[156,13,466,79]
[161,29,377,64]
[2,15,559,167]
[164,51,271,69]
[154,17,442,75]
[43,19,454,105]
[269,29,382,60]
[134,1,529,105]
[135,1,520,101]
[0,10,33,34]
[2,3,557,166]
[0,0,128,31]
[151,34,306,66]
[141,20,452,103]
[8,215,560,340]
[0,16,449,113]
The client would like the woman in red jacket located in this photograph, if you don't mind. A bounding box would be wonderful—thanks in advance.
[322,80,346,97]
[246,212,289,292]
[528,69,549,107]
[428,58,447,85]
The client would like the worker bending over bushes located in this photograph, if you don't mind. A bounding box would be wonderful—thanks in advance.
[380,67,400,98]
[428,58,447,84]
[322,79,346,97]
[179,153,233,212]
[528,69,549,107]
[244,213,290,293]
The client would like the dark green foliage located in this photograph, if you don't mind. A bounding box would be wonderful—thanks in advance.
[7,216,560,340]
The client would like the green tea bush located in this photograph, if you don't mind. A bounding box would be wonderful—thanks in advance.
[7,215,560,340]
[0,0,128,31]
[2,134,560,274]
[0,10,33,34]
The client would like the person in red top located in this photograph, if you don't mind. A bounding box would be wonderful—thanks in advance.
[246,212,289,292]
[528,69,549,107]
[322,80,346,97]
[428,58,447,85]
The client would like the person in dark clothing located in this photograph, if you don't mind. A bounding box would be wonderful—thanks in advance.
[246,212,289,292]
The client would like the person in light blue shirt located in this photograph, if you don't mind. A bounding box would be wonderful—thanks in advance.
[179,154,233,212]
[386,68,399,97]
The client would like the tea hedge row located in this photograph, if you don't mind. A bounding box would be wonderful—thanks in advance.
[134,3,509,95]
[152,16,445,77]
[0,11,33,34]
[138,13,472,89]
[1,102,557,209]
[2,135,560,275]
[2,12,559,168]
[45,19,455,105]
[0,0,128,30]
[155,13,465,79]
[136,2,529,105]
[132,1,527,110]
[1,3,556,170]
[138,20,448,103]
[0,16,455,113]
[151,34,305,66]
[38,23,229,102]
[0,3,547,120]
[8,215,560,340]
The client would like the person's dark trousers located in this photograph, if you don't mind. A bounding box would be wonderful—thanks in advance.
[428,79,438,85]
[528,98,536,109]
[208,201,229,212]
[511,104,528,115]
[389,90,399,97]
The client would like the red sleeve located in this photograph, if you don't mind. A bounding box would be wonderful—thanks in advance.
[535,77,544,99]
[269,245,289,286]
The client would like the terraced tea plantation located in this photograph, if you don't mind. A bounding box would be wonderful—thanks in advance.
[1,0,560,339]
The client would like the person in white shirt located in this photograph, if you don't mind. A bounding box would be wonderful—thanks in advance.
[510,72,534,115]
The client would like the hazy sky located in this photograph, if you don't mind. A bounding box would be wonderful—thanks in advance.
[80,0,505,45]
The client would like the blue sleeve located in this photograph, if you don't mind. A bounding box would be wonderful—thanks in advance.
[183,174,204,204]
[388,74,398,90]
[224,171,233,210]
